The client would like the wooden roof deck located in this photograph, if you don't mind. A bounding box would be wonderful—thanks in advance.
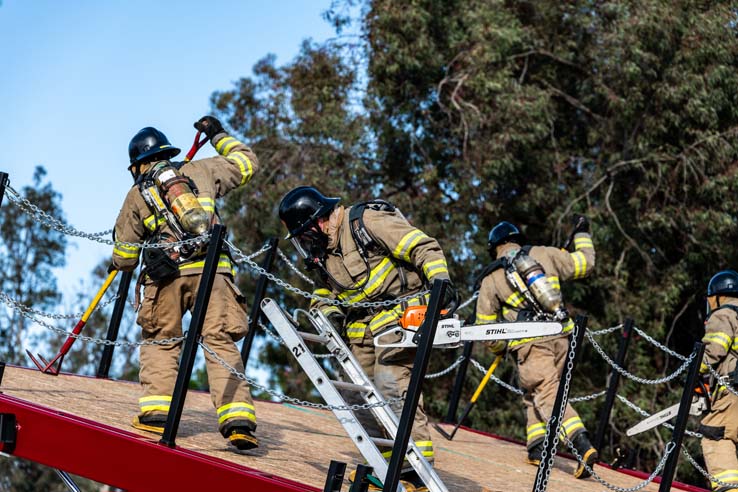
[0,365,689,491]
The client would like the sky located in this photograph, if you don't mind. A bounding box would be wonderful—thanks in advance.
[0,0,337,296]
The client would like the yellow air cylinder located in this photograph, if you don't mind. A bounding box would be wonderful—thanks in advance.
[152,163,210,235]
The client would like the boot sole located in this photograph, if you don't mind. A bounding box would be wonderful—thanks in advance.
[131,416,165,435]
[228,432,259,450]
[574,448,598,479]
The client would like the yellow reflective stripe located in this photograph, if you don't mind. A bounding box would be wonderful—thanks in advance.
[559,416,585,438]
[197,197,215,213]
[382,450,393,458]
[178,254,233,271]
[527,422,546,441]
[509,318,573,348]
[700,362,710,374]
[549,276,560,290]
[505,291,525,308]
[217,402,257,424]
[423,258,448,279]
[143,214,167,231]
[139,395,172,413]
[337,258,395,304]
[226,151,254,186]
[314,288,332,297]
[476,312,498,323]
[392,229,428,261]
[320,305,343,317]
[346,321,367,339]
[703,332,732,352]
[415,440,434,457]
[368,293,429,333]
[571,251,587,279]
[215,136,239,154]
[113,242,140,259]
[574,237,594,250]
[711,470,738,489]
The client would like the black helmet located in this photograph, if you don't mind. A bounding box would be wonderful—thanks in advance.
[707,270,738,297]
[128,127,181,166]
[279,186,340,238]
[488,221,525,250]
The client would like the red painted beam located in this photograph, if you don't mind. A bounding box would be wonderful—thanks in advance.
[0,393,316,492]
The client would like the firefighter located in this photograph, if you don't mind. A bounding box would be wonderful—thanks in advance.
[111,117,259,450]
[475,218,597,478]
[698,270,738,491]
[279,186,456,491]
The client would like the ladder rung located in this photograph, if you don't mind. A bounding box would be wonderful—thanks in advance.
[370,437,395,447]
[297,331,330,344]
[330,380,370,393]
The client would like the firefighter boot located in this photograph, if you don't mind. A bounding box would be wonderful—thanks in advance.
[572,432,598,479]
[526,441,544,466]
[400,470,429,492]
[221,421,258,451]
[131,414,167,435]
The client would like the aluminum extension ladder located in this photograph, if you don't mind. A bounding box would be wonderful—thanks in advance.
[261,298,449,492]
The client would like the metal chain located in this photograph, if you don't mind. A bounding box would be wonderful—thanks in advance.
[277,248,316,286]
[0,291,119,319]
[708,365,738,397]
[615,394,703,438]
[632,326,688,361]
[425,355,466,379]
[534,324,578,492]
[227,239,431,309]
[565,435,675,492]
[470,357,525,395]
[569,390,607,403]
[457,291,479,311]
[586,330,695,384]
[681,444,738,489]
[588,325,623,337]
[199,340,404,411]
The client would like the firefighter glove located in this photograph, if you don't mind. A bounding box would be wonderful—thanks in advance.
[572,214,590,234]
[328,312,346,331]
[441,281,460,317]
[106,263,117,274]
[194,116,225,142]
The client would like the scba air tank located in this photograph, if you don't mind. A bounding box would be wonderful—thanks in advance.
[512,253,563,314]
[151,162,210,235]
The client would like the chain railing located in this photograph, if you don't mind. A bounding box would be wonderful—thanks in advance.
[0,291,119,320]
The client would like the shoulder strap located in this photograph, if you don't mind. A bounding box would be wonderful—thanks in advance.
[473,258,507,291]
[349,200,396,257]
[713,305,738,317]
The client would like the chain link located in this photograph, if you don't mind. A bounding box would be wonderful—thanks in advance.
[227,239,430,309]
[708,365,738,397]
[533,324,578,492]
[681,444,738,489]
[0,291,119,320]
[199,340,403,411]
[588,324,623,337]
[586,330,695,384]
[425,356,466,379]
[569,390,607,403]
[632,326,688,361]
[565,435,675,492]
[277,248,316,286]
[470,357,525,395]
[457,291,479,311]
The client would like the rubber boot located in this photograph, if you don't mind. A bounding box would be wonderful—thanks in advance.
[572,432,598,479]
[131,414,167,435]
[221,421,258,451]
[526,441,544,466]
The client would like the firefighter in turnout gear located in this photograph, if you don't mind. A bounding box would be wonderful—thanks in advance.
[475,218,597,479]
[112,117,260,450]
[698,270,738,491]
[279,186,454,491]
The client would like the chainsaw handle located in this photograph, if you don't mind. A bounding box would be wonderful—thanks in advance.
[184,131,209,162]
[561,215,586,251]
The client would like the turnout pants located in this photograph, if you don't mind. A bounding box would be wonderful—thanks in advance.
[136,273,257,434]
[515,336,586,449]
[699,392,738,490]
[344,337,434,464]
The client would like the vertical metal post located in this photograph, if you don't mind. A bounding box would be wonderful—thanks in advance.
[96,270,133,378]
[593,318,634,454]
[384,279,447,492]
[658,341,705,492]
[323,460,347,492]
[0,361,5,389]
[351,464,374,492]
[160,224,226,447]
[532,315,588,492]
[0,172,8,208]
[444,341,473,423]
[241,237,279,365]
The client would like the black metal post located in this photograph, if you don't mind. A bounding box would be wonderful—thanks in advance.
[532,316,588,492]
[351,464,374,492]
[160,224,226,447]
[444,341,474,423]
[96,270,133,379]
[384,279,448,492]
[593,318,634,454]
[323,460,347,492]
[241,237,279,365]
[658,341,705,492]
[0,172,8,208]
[0,361,5,390]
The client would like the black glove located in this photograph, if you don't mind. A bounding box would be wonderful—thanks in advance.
[194,116,225,141]
[107,263,117,274]
[441,281,460,317]
[571,214,590,234]
[327,312,346,335]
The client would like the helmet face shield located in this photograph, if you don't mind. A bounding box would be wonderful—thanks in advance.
[290,236,310,260]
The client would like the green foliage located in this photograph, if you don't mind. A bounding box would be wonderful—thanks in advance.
[210,0,737,487]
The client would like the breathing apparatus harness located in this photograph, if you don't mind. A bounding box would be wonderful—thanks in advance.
[136,160,214,282]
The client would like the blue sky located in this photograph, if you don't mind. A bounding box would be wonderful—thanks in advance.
[0,0,337,296]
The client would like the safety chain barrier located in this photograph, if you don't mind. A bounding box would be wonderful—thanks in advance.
[0,291,119,320]
[615,394,703,438]
[588,324,623,337]
[533,325,579,492]
[632,325,688,361]
[566,436,676,492]
[586,329,696,385]
[199,340,404,411]
[707,365,738,397]
[425,355,466,379]
[277,248,316,286]
[680,445,738,489]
